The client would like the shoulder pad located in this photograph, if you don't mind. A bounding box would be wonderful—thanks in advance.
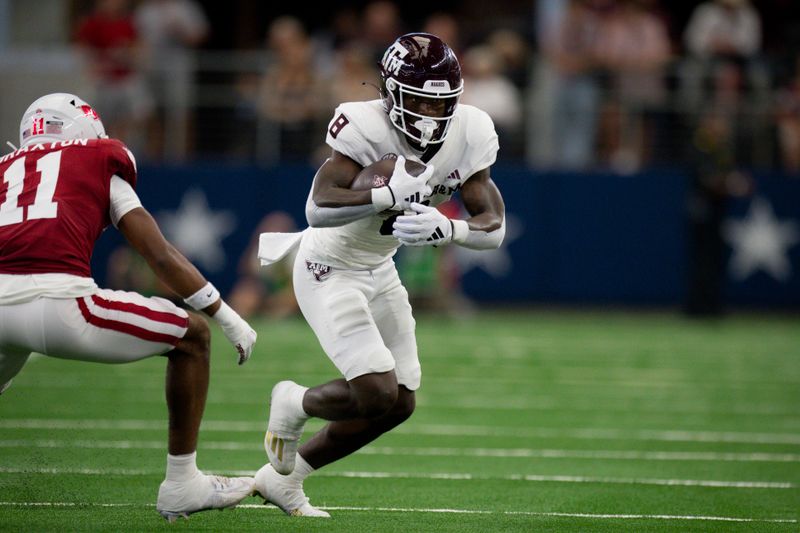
[459,104,498,148]
[95,138,137,188]
[335,101,389,144]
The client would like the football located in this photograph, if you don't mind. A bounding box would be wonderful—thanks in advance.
[349,153,427,191]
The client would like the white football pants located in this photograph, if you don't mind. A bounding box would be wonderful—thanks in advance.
[0,288,188,389]
[293,255,421,390]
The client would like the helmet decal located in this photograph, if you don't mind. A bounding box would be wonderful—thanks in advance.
[79,104,100,120]
[31,114,45,136]
[381,42,410,76]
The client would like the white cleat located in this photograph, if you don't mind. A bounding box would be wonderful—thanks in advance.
[254,463,330,518]
[265,380,309,475]
[156,472,255,521]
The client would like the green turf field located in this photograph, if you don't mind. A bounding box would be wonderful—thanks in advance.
[0,310,798,532]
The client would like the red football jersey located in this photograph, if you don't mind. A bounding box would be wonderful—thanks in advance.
[0,138,136,277]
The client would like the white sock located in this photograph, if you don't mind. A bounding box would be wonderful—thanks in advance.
[166,451,200,482]
[290,383,310,418]
[289,454,314,483]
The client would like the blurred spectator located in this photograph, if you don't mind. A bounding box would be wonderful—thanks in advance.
[461,45,524,158]
[684,0,760,60]
[309,6,362,72]
[228,212,300,319]
[684,109,754,316]
[361,1,405,63]
[542,0,609,169]
[329,7,362,50]
[74,0,153,152]
[706,59,765,167]
[774,54,800,173]
[680,0,766,115]
[328,42,380,106]
[487,29,531,90]
[135,0,209,161]
[593,0,671,172]
[257,16,328,163]
[423,12,463,56]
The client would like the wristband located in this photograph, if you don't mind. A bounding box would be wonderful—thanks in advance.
[183,282,220,310]
[450,219,470,244]
[371,186,395,210]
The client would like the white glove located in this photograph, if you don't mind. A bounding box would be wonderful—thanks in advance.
[392,202,453,246]
[388,156,434,210]
[213,302,257,365]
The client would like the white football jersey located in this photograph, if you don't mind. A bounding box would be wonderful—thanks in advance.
[300,99,499,270]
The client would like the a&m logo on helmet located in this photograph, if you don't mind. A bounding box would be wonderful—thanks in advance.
[381,42,409,76]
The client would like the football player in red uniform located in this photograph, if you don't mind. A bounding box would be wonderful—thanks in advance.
[0,93,257,521]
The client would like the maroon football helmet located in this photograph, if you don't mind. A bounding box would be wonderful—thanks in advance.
[379,33,464,148]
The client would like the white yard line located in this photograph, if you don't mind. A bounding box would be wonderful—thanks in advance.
[322,471,796,489]
[399,424,800,445]
[361,447,800,462]
[0,466,794,489]
[7,389,797,415]
[0,439,800,463]
[1,438,798,463]
[314,506,799,523]
[2,418,800,445]
[0,467,800,489]
[0,501,795,523]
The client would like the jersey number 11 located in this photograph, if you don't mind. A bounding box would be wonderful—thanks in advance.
[0,151,61,227]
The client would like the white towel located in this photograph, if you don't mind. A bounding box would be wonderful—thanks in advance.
[257,230,305,266]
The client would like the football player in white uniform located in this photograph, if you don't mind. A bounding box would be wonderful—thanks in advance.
[254,33,505,516]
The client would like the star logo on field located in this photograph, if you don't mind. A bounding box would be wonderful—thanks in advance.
[723,197,799,282]
[454,213,521,277]
[158,189,236,272]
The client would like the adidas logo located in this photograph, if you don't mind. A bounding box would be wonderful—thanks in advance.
[404,192,421,204]
[427,227,446,241]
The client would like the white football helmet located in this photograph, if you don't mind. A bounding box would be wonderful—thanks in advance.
[19,93,107,147]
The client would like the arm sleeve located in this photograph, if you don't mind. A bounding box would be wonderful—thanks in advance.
[452,218,506,250]
[305,187,388,227]
[109,175,143,227]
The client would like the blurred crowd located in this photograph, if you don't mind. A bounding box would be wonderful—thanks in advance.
[57,0,800,175]
[72,0,209,159]
[56,0,800,174]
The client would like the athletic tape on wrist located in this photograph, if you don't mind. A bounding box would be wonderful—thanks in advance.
[451,219,470,244]
[184,282,220,310]
[372,186,395,210]
[212,300,240,330]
